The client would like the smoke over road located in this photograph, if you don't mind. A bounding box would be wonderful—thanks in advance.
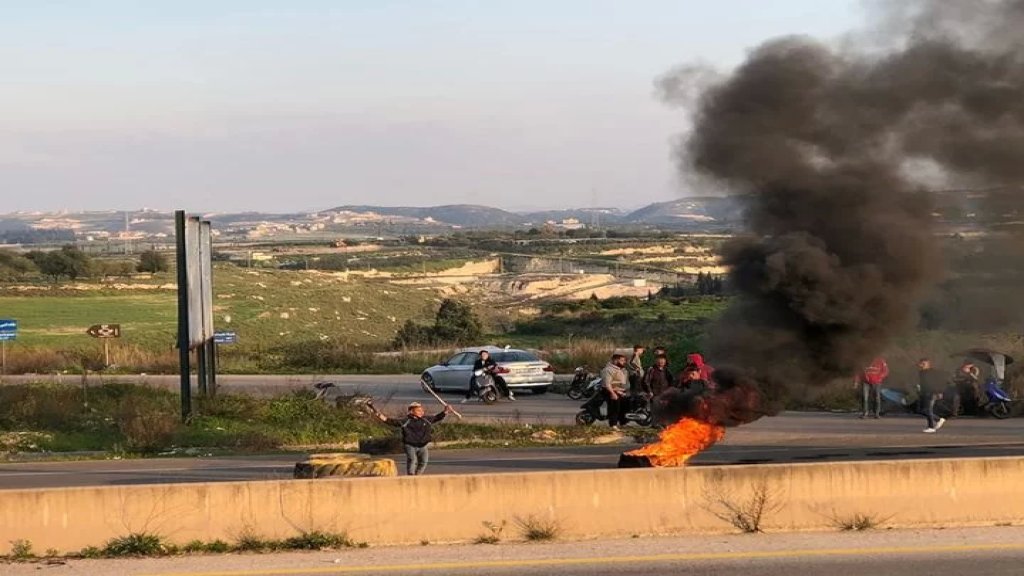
[659,0,1024,425]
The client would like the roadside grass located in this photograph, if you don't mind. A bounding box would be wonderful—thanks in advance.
[0,382,608,456]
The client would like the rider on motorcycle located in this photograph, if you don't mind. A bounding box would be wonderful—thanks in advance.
[462,349,516,403]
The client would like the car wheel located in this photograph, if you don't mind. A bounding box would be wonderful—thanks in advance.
[531,386,549,395]
[421,373,437,391]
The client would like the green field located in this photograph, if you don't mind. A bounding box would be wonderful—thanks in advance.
[0,294,177,347]
[0,265,441,373]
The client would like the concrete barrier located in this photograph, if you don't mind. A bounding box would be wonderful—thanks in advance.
[2,456,1024,554]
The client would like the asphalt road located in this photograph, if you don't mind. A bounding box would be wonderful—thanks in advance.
[8,527,1024,576]
[1,411,1022,489]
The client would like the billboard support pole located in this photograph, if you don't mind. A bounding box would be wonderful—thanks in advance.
[175,210,192,423]
[197,340,208,396]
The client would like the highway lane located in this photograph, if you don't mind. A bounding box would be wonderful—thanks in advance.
[1,412,1022,489]
[8,527,1024,576]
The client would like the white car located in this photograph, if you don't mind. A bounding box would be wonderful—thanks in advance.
[421,346,555,394]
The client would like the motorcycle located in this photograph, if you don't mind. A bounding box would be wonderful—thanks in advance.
[951,348,1017,419]
[566,366,596,400]
[982,377,1014,419]
[575,388,654,427]
[471,368,500,405]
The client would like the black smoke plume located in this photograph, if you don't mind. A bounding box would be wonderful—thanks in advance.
[657,0,1024,425]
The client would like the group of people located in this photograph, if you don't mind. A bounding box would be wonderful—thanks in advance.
[855,355,986,433]
[597,345,715,430]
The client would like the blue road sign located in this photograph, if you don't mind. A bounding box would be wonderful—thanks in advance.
[0,319,16,334]
[0,333,14,342]
[214,331,237,345]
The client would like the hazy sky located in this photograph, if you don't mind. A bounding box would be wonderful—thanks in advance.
[2,0,863,213]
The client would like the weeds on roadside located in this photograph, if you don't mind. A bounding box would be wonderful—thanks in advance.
[474,520,507,544]
[514,515,561,542]
[101,533,172,557]
[830,512,891,532]
[702,480,782,534]
[8,539,34,560]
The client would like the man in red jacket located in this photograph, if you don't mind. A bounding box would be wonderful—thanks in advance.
[855,357,889,419]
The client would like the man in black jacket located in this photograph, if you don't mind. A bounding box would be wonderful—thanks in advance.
[374,402,452,475]
[463,349,511,402]
[917,358,947,433]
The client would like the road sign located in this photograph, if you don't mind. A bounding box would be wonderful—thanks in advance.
[0,319,14,377]
[214,331,237,345]
[86,324,121,339]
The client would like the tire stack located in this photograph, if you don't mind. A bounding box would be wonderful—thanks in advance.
[293,453,397,479]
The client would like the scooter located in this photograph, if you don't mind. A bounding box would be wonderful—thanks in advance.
[470,368,500,405]
[575,388,654,427]
[982,377,1014,419]
[566,366,596,400]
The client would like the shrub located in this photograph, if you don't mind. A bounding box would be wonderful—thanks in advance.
[102,533,170,557]
[514,515,561,541]
[9,539,34,560]
[281,531,353,550]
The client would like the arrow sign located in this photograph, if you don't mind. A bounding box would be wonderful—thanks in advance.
[0,319,16,334]
[86,324,121,339]
[214,331,237,345]
[0,333,14,342]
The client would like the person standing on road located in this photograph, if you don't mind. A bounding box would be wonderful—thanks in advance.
[917,358,947,433]
[373,401,452,475]
[602,354,629,430]
[626,344,643,412]
[855,357,889,419]
[643,354,673,398]
[950,360,981,417]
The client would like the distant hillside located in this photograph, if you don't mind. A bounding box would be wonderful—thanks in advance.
[330,204,523,227]
[520,208,625,225]
[625,196,745,228]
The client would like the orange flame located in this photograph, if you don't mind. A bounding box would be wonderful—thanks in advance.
[625,418,725,467]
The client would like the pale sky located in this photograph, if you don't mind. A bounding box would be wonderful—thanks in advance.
[1,0,863,213]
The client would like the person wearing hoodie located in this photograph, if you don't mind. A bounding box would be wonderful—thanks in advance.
[855,357,889,419]
[684,353,714,386]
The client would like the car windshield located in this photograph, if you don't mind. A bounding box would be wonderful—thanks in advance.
[491,351,540,363]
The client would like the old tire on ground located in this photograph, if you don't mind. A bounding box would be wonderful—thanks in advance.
[294,455,397,479]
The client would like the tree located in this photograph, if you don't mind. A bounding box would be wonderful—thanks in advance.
[137,249,168,273]
[432,299,483,344]
[391,299,483,348]
[0,249,38,281]
[26,245,92,282]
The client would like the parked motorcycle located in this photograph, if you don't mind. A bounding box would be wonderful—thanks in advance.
[575,390,654,427]
[566,366,596,400]
[982,377,1014,419]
